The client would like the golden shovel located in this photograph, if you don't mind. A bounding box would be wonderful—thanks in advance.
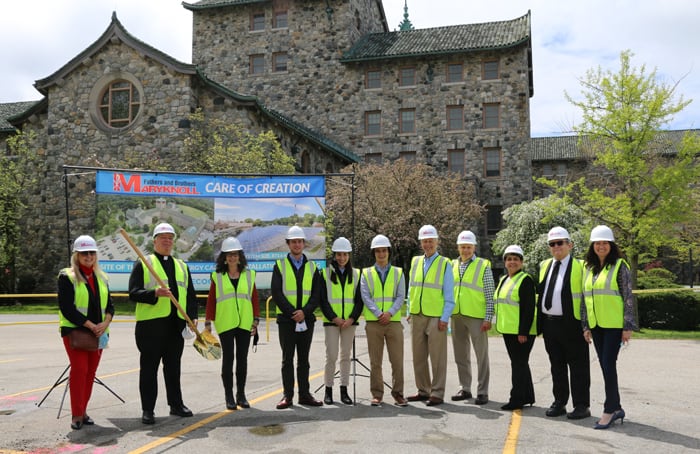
[119,228,221,360]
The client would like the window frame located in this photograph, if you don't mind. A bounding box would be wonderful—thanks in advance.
[448,149,465,175]
[446,105,464,131]
[446,63,463,83]
[484,148,502,178]
[483,103,500,129]
[273,10,288,29]
[364,110,382,136]
[399,108,416,135]
[250,12,265,31]
[364,152,382,164]
[273,52,288,72]
[365,69,381,89]
[98,79,141,129]
[399,66,416,87]
[482,60,500,80]
[250,54,265,75]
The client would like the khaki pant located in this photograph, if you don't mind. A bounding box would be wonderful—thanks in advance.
[323,324,357,387]
[411,314,447,399]
[365,321,404,400]
[451,314,490,395]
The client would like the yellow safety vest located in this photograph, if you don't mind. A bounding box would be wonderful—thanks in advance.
[58,268,110,333]
[452,257,490,318]
[494,271,537,335]
[212,269,256,333]
[136,255,189,321]
[538,258,585,320]
[275,258,316,314]
[362,266,403,322]
[409,255,449,317]
[321,267,360,322]
[583,259,626,329]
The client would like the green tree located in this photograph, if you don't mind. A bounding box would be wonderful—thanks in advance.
[326,160,483,271]
[562,50,700,286]
[0,131,40,292]
[492,195,589,276]
[183,109,296,174]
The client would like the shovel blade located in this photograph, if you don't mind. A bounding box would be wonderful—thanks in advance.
[192,331,222,360]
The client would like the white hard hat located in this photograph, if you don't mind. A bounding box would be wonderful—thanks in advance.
[456,230,477,245]
[286,225,306,240]
[503,244,524,259]
[418,224,439,240]
[547,226,570,242]
[331,237,352,252]
[73,235,98,252]
[221,237,243,252]
[153,222,176,238]
[370,234,391,249]
[590,225,615,242]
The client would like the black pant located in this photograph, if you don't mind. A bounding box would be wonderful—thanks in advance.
[135,317,186,412]
[277,318,315,399]
[219,327,252,395]
[543,317,590,408]
[503,334,535,405]
[591,327,623,413]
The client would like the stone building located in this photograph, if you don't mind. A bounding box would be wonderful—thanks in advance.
[1,1,534,290]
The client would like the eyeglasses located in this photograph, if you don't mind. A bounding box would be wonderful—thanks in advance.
[79,251,97,256]
[548,240,566,247]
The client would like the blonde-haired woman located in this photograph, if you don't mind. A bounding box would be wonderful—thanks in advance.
[58,235,114,430]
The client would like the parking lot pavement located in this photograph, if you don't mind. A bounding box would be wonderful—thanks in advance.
[0,314,698,453]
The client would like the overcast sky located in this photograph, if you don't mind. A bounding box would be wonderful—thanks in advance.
[1,0,698,137]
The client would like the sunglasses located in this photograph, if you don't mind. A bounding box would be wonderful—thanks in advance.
[548,240,566,247]
[79,251,97,256]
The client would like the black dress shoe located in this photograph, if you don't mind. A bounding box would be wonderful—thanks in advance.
[226,397,238,410]
[276,396,293,409]
[546,403,567,417]
[501,402,524,411]
[169,405,193,417]
[451,390,472,401]
[70,419,83,430]
[425,397,444,406]
[298,395,323,406]
[82,415,95,425]
[406,393,430,402]
[236,393,250,409]
[567,406,591,420]
[141,410,155,425]
[474,394,489,405]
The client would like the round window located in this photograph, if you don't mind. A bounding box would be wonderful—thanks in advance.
[97,80,141,128]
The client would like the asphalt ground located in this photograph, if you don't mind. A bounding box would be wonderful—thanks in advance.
[0,314,698,454]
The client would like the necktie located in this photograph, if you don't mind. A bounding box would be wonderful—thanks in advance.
[544,260,560,310]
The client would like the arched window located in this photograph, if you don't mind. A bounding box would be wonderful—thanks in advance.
[301,151,311,173]
[98,80,141,128]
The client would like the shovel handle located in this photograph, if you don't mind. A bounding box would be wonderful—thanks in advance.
[119,228,200,335]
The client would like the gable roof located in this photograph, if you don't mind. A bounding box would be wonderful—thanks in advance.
[531,129,699,161]
[0,100,42,132]
[341,11,531,62]
[33,12,197,95]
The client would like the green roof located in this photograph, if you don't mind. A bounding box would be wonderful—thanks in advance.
[0,100,42,132]
[341,11,530,62]
[182,0,269,11]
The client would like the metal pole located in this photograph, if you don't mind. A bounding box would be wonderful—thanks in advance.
[62,167,71,261]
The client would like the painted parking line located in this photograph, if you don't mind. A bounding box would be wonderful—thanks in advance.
[502,409,523,454]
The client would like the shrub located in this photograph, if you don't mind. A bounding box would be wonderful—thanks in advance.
[636,267,681,290]
[637,290,700,330]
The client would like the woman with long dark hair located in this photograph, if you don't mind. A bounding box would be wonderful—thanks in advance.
[205,237,260,410]
[581,225,637,429]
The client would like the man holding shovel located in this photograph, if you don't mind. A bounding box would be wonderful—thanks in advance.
[129,222,199,424]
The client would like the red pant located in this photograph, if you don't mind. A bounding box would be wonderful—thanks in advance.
[62,336,102,418]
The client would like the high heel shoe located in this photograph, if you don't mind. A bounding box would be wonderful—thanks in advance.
[594,409,625,429]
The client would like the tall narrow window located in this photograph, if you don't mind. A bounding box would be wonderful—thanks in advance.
[448,149,465,175]
[366,69,381,89]
[399,108,416,134]
[487,205,503,234]
[251,13,265,31]
[399,151,416,161]
[250,54,265,74]
[484,148,501,177]
[273,52,288,72]
[446,105,464,131]
[365,152,382,163]
[483,60,499,80]
[99,80,141,128]
[365,111,381,136]
[273,10,288,28]
[483,103,500,129]
[399,67,416,86]
[447,63,463,83]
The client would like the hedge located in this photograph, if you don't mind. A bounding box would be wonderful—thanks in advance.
[637,290,700,331]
